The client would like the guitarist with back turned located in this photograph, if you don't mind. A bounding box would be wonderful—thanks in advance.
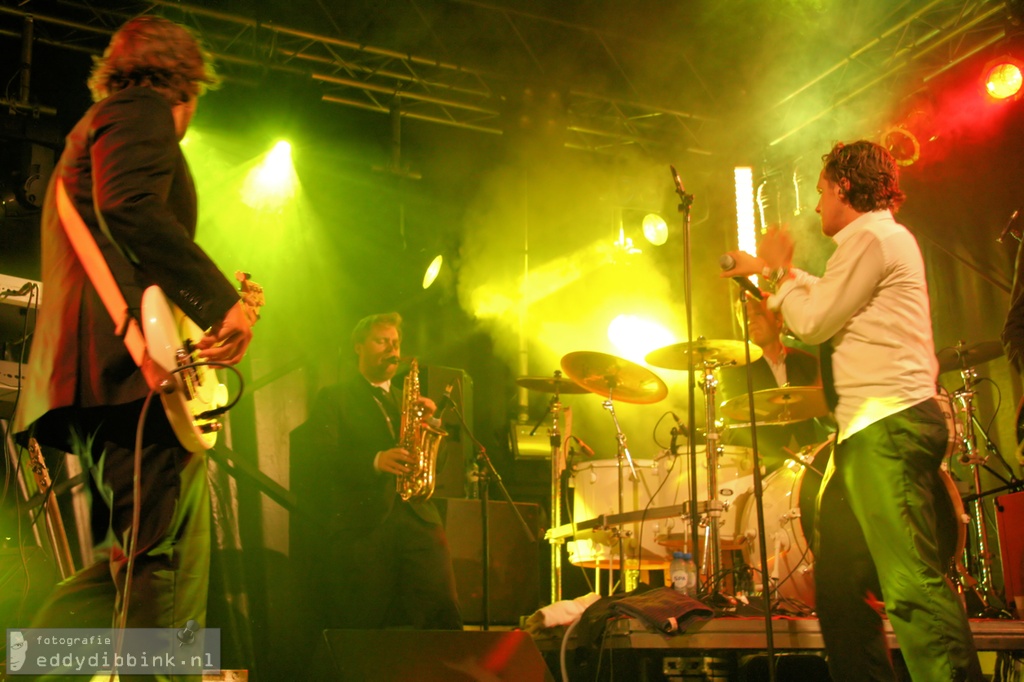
[12,15,253,650]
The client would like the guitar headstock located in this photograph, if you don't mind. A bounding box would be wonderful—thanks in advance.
[235,271,265,321]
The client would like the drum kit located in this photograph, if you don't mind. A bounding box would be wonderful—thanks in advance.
[527,337,833,606]
[526,337,1014,614]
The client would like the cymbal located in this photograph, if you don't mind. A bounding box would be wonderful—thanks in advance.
[560,351,668,405]
[720,386,828,424]
[515,376,591,394]
[645,338,763,370]
[936,340,1004,374]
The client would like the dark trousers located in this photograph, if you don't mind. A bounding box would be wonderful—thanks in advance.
[815,398,982,682]
[317,500,462,631]
[30,400,211,680]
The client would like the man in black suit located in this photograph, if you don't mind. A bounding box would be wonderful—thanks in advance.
[719,295,824,470]
[13,15,253,639]
[296,312,462,631]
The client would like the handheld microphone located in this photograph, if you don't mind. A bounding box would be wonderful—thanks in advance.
[569,434,596,457]
[719,254,764,300]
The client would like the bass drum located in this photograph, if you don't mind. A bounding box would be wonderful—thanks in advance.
[740,440,829,609]
[740,440,970,610]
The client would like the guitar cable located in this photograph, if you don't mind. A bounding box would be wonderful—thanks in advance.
[112,360,244,682]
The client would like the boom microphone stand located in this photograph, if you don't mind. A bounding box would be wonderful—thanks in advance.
[448,384,535,630]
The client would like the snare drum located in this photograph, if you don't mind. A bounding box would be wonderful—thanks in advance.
[568,459,673,569]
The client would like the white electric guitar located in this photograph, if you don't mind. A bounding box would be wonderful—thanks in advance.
[141,272,264,452]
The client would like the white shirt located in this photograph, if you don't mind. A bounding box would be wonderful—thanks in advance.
[764,348,788,387]
[768,210,939,442]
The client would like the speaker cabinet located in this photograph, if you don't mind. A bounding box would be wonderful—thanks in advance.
[313,629,554,681]
[438,498,542,625]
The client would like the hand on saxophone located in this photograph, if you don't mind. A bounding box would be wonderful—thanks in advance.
[375,447,417,475]
[418,397,437,418]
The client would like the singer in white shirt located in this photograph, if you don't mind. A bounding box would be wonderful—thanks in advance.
[723,140,981,682]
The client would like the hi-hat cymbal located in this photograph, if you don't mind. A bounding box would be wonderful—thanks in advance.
[720,386,828,424]
[515,376,591,394]
[936,340,1004,374]
[645,338,763,370]
[560,351,668,405]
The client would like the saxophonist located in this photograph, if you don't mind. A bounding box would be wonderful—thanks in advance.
[294,312,463,632]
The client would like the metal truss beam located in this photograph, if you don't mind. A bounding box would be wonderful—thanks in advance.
[769,0,1013,146]
[0,0,713,155]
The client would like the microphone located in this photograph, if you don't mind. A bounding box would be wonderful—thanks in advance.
[435,383,455,415]
[719,254,764,301]
[669,165,686,194]
[997,209,1021,244]
[569,434,595,457]
[668,412,689,440]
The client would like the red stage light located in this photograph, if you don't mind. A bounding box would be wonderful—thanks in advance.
[984,61,1023,100]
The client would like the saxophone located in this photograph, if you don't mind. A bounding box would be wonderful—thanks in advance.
[396,358,448,502]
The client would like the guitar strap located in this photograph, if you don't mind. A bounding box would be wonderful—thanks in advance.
[54,177,147,367]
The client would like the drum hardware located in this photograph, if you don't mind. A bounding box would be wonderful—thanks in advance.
[940,342,1008,610]
[515,370,576,603]
[560,351,668,592]
[647,336,761,598]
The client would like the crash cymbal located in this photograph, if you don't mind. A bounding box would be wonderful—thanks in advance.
[720,386,828,424]
[515,375,591,394]
[936,340,1004,374]
[645,337,763,370]
[560,351,668,405]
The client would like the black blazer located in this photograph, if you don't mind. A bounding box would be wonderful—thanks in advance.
[15,86,238,446]
[291,372,442,543]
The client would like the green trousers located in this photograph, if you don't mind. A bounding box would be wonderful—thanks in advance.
[815,398,982,682]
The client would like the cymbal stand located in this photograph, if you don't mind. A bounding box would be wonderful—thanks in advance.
[529,374,568,604]
[601,382,639,592]
[696,351,730,592]
[951,364,998,603]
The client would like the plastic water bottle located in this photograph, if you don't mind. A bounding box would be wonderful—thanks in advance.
[670,551,697,595]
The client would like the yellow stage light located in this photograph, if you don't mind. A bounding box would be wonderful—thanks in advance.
[241,140,298,211]
[642,213,668,246]
[607,315,674,364]
[422,255,444,289]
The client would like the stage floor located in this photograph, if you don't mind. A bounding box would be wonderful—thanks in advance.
[580,615,1024,651]
[533,616,1024,680]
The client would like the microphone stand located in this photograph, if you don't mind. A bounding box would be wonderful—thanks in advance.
[669,166,701,581]
[737,290,777,682]
[448,391,535,631]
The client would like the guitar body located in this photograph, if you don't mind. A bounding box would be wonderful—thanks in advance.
[141,286,227,452]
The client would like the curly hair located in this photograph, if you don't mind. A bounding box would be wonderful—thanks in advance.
[821,140,906,213]
[351,313,403,345]
[88,16,220,105]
